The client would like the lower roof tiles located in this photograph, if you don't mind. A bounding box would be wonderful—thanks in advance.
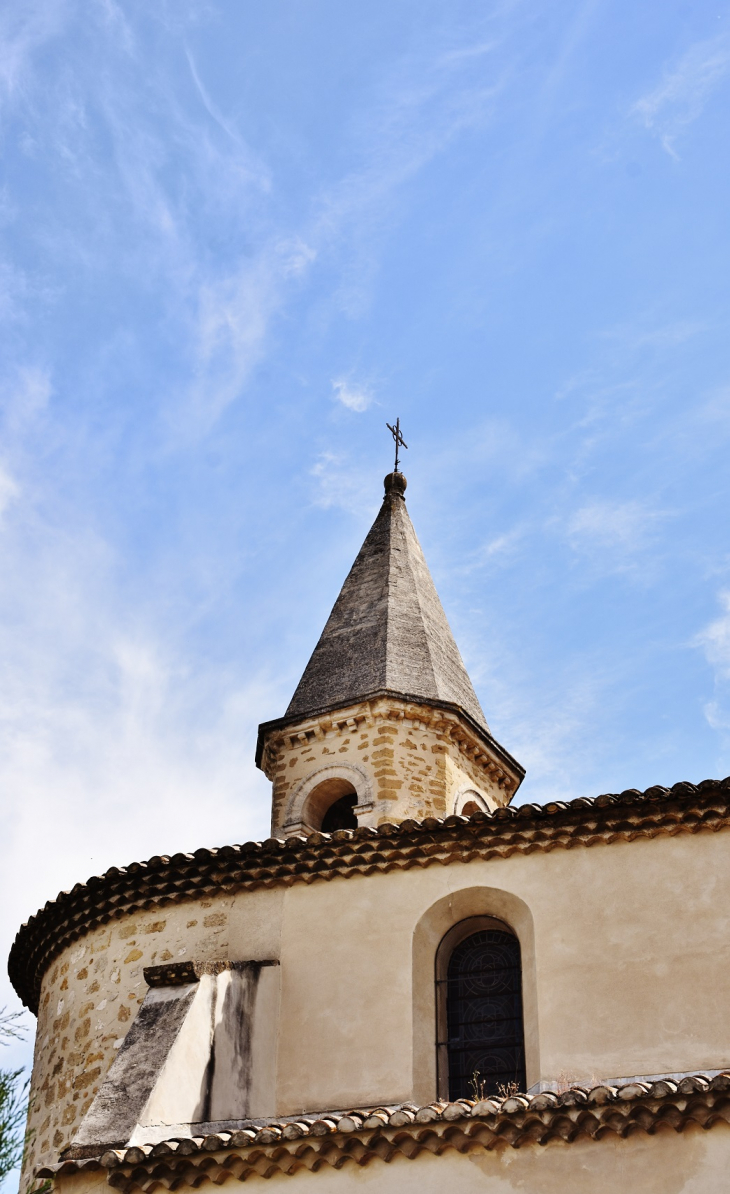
[43,1073,730,1191]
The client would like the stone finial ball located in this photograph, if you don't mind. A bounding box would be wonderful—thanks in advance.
[384,471,407,495]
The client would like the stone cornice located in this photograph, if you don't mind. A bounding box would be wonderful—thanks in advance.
[42,1073,730,1190]
[8,776,730,1014]
[256,690,526,793]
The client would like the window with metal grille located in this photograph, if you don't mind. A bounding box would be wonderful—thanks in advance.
[437,922,526,1100]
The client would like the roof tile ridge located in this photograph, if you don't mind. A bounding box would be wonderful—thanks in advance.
[383,490,439,696]
[383,486,486,728]
[15,774,730,919]
[10,776,730,1013]
[390,494,440,697]
[381,490,396,693]
[49,1069,730,1172]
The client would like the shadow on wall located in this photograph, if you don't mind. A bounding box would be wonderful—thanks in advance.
[70,960,281,1152]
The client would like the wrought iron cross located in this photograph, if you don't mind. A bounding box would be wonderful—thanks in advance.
[386,418,408,472]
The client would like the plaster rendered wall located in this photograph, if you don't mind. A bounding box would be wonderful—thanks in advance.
[263,697,515,836]
[274,830,730,1114]
[23,826,730,1179]
[53,1120,730,1194]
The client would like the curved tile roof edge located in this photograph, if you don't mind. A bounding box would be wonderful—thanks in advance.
[43,1072,730,1188]
[9,776,730,1013]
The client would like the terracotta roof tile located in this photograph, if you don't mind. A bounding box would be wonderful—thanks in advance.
[9,777,730,1012]
[43,1074,730,1191]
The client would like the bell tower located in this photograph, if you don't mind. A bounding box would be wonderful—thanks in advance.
[256,469,524,836]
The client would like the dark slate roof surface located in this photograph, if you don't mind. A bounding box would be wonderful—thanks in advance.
[285,472,488,731]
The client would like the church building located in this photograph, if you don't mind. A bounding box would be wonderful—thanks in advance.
[10,464,730,1193]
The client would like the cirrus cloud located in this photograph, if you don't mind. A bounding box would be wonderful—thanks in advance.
[331,377,373,413]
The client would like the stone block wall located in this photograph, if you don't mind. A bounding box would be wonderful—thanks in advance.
[261,696,520,836]
[23,894,236,1183]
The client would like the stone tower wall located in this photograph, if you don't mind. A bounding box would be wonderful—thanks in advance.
[260,695,519,836]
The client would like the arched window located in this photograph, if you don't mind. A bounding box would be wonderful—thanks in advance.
[454,789,489,816]
[436,917,526,1100]
[281,764,371,837]
[305,777,358,831]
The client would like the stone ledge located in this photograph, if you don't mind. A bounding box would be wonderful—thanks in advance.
[142,959,279,987]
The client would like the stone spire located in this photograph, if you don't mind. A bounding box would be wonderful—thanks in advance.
[257,469,524,837]
[285,470,489,731]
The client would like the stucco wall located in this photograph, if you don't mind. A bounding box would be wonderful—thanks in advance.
[23,825,730,1180]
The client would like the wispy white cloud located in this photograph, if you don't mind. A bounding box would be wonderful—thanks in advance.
[598,317,708,352]
[456,526,527,576]
[178,28,504,428]
[566,499,667,558]
[688,387,730,446]
[308,34,506,318]
[92,0,135,55]
[426,417,551,489]
[439,40,497,66]
[309,451,380,516]
[632,33,730,158]
[1,364,52,430]
[504,672,609,804]
[0,464,18,519]
[0,523,276,977]
[331,377,373,412]
[0,259,32,324]
[0,2,70,112]
[460,606,630,807]
[0,365,51,522]
[45,36,308,438]
[696,591,730,681]
[477,528,524,561]
[554,316,707,443]
[695,593,730,758]
[0,7,512,450]
[536,0,602,113]
[186,48,251,155]
[180,237,316,435]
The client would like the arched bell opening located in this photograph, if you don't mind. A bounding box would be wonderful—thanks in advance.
[454,788,490,817]
[321,792,358,831]
[304,777,359,832]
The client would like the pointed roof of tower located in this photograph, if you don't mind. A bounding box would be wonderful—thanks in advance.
[284,470,489,732]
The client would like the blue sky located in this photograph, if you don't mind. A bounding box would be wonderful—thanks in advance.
[3,0,730,1137]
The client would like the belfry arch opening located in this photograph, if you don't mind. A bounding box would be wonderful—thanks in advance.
[436,916,526,1100]
[304,777,358,832]
[455,789,490,817]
